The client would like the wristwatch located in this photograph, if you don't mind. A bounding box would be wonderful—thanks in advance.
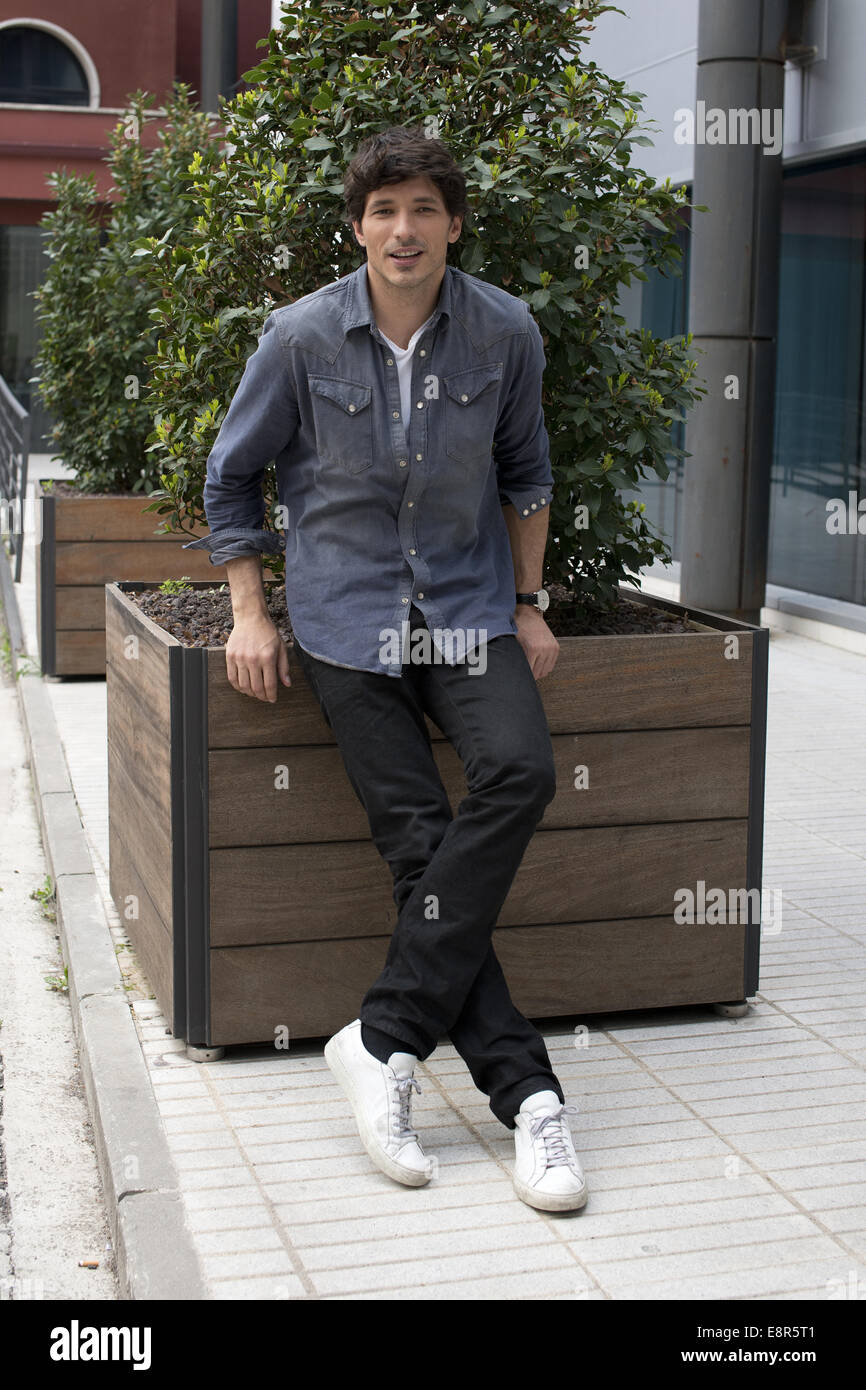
[515,588,550,613]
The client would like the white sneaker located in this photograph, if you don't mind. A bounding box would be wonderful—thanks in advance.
[512,1090,588,1212]
[324,1019,434,1187]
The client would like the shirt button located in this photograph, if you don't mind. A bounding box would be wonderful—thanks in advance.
[523,508,530,516]
[416,402,423,409]
[419,349,426,357]
[417,592,424,599]
[386,358,393,365]
[409,548,416,555]
[460,393,468,402]
[399,459,407,467]
[531,502,537,510]
[540,496,546,503]
[392,411,400,419]
[401,597,408,604]
[407,501,414,508]
[348,403,356,413]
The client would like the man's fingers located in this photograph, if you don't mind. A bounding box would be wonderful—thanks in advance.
[276,640,292,688]
[226,640,290,702]
[261,656,277,703]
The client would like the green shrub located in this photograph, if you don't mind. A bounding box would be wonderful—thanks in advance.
[32,85,218,494]
[137,0,704,605]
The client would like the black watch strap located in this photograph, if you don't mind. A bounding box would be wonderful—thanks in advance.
[515,588,549,611]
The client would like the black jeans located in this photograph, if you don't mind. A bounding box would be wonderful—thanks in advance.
[294,605,564,1129]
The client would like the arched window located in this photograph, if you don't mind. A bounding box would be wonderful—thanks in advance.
[0,23,89,105]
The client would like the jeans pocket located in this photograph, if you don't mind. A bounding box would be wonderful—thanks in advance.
[308,375,374,474]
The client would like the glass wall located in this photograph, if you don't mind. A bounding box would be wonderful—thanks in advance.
[770,157,866,604]
[624,156,866,606]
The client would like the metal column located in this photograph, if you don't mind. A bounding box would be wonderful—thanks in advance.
[679,0,791,621]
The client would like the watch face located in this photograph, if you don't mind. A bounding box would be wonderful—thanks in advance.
[537,588,550,612]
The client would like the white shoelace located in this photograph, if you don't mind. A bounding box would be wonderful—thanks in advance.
[391,1074,422,1141]
[527,1104,580,1167]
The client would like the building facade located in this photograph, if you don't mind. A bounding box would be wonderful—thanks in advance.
[584,0,866,613]
[0,0,270,442]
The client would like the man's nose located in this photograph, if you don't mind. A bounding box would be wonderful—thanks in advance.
[392,212,417,239]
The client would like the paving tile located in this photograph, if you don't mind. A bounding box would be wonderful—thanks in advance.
[308,1241,580,1297]
[186,1208,276,1235]
[287,1198,538,1248]
[201,1250,300,1279]
[605,1256,866,1301]
[194,1228,285,1255]
[208,1274,309,1299]
[569,1212,821,1263]
[334,1266,600,1299]
[299,1219,561,1272]
[581,1233,843,1286]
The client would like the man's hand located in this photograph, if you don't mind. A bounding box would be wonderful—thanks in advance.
[514,604,560,680]
[226,613,292,703]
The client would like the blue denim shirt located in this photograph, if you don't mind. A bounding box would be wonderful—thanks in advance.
[183,261,554,676]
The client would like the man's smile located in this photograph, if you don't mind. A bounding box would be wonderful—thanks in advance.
[389,247,424,266]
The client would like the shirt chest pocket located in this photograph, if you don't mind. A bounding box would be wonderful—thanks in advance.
[308,376,373,474]
[442,362,503,464]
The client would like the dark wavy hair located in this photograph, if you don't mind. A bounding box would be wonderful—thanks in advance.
[343,125,468,228]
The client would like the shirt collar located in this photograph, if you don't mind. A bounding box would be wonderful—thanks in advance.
[343,260,453,338]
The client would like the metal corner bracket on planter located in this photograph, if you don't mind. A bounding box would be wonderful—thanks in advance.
[105,579,769,1056]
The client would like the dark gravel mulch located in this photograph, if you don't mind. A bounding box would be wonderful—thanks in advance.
[133,583,294,648]
[129,579,691,648]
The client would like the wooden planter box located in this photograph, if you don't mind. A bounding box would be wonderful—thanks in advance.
[106,580,769,1048]
[34,479,250,676]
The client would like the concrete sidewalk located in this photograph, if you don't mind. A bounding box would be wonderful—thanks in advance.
[3,462,866,1299]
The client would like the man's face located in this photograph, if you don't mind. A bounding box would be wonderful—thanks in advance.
[351,175,462,295]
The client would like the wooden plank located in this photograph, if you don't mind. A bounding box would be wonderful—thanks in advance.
[108,822,174,1024]
[106,656,173,838]
[54,494,212,543]
[209,818,747,947]
[498,918,746,1016]
[207,726,751,848]
[206,630,755,748]
[55,586,106,630]
[106,584,175,728]
[56,540,223,585]
[53,630,107,675]
[208,914,747,1045]
[541,631,753,732]
[107,740,175,932]
[206,643,343,748]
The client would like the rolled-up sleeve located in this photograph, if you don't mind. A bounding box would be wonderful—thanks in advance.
[493,313,554,518]
[182,312,298,565]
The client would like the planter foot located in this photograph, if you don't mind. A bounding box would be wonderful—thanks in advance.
[711,999,750,1018]
[186,1043,225,1061]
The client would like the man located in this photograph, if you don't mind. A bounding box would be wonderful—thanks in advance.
[184,125,587,1213]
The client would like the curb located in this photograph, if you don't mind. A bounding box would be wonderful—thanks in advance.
[0,543,208,1300]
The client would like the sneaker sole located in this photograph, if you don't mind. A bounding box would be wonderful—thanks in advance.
[324,1033,433,1188]
[512,1171,589,1212]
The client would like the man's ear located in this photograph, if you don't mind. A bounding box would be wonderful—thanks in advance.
[448,214,463,243]
[351,218,365,247]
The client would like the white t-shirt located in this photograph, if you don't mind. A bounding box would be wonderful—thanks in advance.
[379,313,436,431]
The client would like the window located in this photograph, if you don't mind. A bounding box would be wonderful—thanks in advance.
[0,24,89,105]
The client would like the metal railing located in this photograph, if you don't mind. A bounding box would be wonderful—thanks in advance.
[0,373,31,582]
